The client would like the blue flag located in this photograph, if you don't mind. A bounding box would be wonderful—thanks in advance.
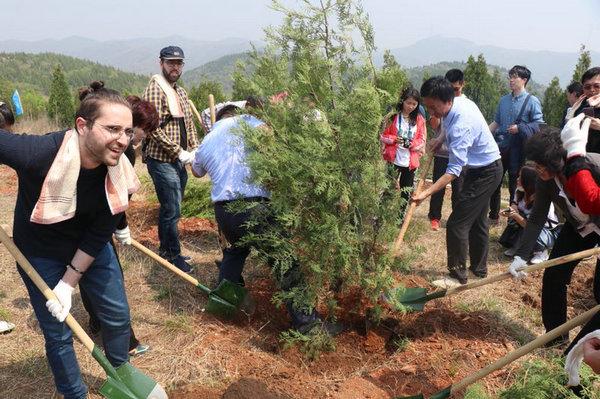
[12,89,23,116]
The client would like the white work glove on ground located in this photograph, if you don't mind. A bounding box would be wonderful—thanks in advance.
[509,256,528,279]
[178,149,195,164]
[561,113,591,158]
[114,226,131,245]
[45,280,74,322]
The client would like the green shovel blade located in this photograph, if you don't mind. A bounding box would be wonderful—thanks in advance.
[395,386,452,399]
[386,286,429,312]
[93,346,167,399]
[204,279,249,318]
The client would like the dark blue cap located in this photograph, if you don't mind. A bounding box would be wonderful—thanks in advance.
[159,46,185,60]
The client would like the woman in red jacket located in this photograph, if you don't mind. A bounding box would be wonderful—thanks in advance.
[380,86,427,212]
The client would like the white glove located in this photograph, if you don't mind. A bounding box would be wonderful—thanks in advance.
[509,256,528,279]
[561,113,591,158]
[45,280,74,322]
[178,149,194,164]
[114,226,131,245]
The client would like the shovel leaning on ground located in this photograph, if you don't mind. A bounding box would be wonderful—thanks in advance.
[396,303,600,399]
[0,226,167,399]
[130,239,251,318]
[386,247,600,312]
[392,155,434,256]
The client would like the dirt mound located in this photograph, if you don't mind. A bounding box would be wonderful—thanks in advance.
[222,378,292,399]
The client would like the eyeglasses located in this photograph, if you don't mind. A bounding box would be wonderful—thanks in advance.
[164,60,185,68]
[95,122,135,141]
[583,83,600,91]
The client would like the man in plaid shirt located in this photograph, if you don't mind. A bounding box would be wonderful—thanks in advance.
[142,45,198,273]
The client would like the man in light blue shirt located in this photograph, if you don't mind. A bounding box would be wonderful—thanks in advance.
[488,65,544,222]
[414,76,502,285]
[192,105,342,336]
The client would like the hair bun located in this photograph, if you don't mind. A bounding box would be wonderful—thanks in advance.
[89,81,105,91]
[78,81,107,101]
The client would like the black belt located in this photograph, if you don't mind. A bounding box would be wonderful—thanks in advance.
[467,158,501,171]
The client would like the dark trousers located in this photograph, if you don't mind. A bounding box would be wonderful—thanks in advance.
[446,159,503,280]
[146,158,188,260]
[489,149,519,220]
[387,163,415,215]
[81,240,139,351]
[214,198,319,328]
[428,156,464,221]
[18,244,130,399]
[542,222,600,334]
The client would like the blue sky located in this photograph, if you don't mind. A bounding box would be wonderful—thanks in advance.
[4,0,599,53]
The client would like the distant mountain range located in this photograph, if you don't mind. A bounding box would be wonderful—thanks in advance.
[0,35,259,74]
[0,35,595,87]
[382,36,598,86]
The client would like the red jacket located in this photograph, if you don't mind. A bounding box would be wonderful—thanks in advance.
[380,113,426,170]
[566,169,600,215]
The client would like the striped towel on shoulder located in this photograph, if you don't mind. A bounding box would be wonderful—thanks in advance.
[30,129,140,225]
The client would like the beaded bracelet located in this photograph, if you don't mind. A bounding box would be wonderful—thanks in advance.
[67,264,84,275]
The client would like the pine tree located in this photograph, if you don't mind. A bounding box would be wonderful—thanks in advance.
[542,77,568,127]
[189,79,227,111]
[572,45,592,83]
[463,54,501,122]
[375,50,409,111]
[232,0,404,316]
[47,65,74,127]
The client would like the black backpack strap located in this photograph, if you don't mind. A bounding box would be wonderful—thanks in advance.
[514,94,532,124]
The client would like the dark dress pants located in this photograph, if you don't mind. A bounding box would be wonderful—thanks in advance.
[446,159,503,280]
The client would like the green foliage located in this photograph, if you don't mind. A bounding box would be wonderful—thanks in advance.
[47,65,74,127]
[20,89,47,118]
[543,77,568,128]
[572,45,592,83]
[463,54,502,122]
[233,0,403,314]
[181,178,215,219]
[189,79,228,112]
[499,357,600,398]
[280,327,336,360]
[0,52,148,96]
[375,50,410,110]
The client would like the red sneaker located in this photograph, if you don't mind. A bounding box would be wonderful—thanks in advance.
[431,219,440,231]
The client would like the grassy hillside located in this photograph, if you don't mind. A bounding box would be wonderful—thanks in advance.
[182,52,251,93]
[0,52,149,96]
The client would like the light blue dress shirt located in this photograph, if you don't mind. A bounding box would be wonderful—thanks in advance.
[493,90,544,148]
[443,96,501,177]
[192,114,270,202]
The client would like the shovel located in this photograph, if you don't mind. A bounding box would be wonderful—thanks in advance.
[396,303,600,398]
[0,226,167,399]
[130,239,250,318]
[387,247,600,312]
[392,155,434,256]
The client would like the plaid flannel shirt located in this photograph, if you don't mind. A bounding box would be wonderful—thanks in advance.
[142,78,198,163]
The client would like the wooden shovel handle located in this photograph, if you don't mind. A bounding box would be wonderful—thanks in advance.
[445,247,600,297]
[130,239,200,287]
[188,99,203,126]
[452,303,600,393]
[0,225,95,353]
[209,94,216,124]
[393,155,434,255]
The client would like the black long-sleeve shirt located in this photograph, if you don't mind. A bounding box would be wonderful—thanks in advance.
[0,129,123,263]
